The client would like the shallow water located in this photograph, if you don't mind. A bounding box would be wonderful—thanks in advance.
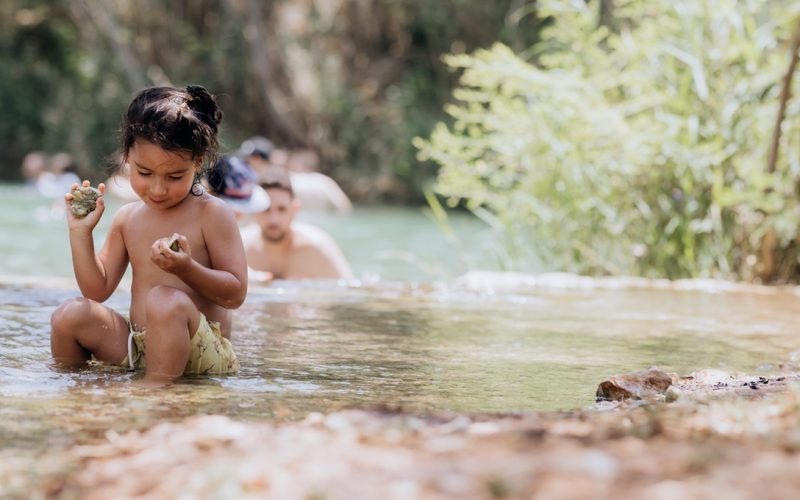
[3,184,800,453]
[3,278,800,452]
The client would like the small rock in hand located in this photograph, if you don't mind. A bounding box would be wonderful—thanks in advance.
[70,186,101,218]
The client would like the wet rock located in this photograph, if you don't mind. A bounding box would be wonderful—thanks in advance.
[665,386,682,403]
[686,369,736,387]
[596,368,673,401]
[168,237,181,252]
[70,186,101,218]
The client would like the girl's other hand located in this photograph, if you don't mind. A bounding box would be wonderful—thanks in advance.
[65,180,106,233]
[151,233,192,274]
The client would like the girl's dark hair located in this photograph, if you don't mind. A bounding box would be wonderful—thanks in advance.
[119,85,223,185]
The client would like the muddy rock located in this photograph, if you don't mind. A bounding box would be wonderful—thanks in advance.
[70,186,101,218]
[596,368,674,401]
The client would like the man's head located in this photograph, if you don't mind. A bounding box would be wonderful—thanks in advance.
[21,152,46,181]
[239,136,273,172]
[255,165,298,243]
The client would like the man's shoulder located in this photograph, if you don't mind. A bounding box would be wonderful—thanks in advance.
[287,222,351,279]
[240,223,261,245]
[292,221,336,247]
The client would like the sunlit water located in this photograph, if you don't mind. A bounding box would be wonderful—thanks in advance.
[2,185,800,453]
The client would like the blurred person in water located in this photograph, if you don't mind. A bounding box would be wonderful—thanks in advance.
[20,151,48,190]
[204,153,271,218]
[239,136,352,214]
[21,151,81,198]
[36,152,82,198]
[22,151,83,221]
[103,163,140,202]
[241,164,353,281]
[50,85,246,382]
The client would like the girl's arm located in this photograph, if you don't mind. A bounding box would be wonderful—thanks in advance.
[67,183,130,301]
[151,199,247,309]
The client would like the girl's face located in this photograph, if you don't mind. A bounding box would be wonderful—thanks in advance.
[127,140,199,210]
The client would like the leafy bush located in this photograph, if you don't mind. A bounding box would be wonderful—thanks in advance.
[416,0,800,281]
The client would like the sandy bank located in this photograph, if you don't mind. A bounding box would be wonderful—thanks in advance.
[7,369,799,499]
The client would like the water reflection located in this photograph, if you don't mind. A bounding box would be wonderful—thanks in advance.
[2,279,800,451]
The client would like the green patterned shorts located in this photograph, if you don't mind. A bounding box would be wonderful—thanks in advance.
[120,313,240,375]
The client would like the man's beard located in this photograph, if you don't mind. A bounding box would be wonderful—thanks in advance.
[264,226,287,243]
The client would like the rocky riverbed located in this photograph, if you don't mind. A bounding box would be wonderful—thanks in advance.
[5,368,800,499]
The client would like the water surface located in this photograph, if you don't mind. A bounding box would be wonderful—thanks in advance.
[3,184,800,455]
[0,184,497,282]
[2,279,800,452]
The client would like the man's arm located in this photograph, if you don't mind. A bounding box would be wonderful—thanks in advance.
[319,174,352,213]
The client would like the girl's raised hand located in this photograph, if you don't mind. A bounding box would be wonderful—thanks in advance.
[65,180,106,233]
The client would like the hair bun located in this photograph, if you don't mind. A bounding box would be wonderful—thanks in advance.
[185,85,223,127]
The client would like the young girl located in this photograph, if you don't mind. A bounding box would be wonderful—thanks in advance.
[50,85,247,381]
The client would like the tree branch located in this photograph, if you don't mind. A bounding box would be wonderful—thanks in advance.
[71,0,147,92]
[227,0,308,146]
[766,16,800,174]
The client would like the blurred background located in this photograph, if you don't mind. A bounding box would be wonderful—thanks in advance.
[2,0,800,282]
[1,0,543,200]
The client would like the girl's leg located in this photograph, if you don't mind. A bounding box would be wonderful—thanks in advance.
[143,285,201,381]
[50,297,130,367]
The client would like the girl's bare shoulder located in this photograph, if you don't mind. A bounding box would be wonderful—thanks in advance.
[197,192,234,218]
[195,192,240,233]
[110,199,143,225]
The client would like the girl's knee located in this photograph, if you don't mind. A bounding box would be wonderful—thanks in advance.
[145,286,193,321]
[51,297,93,333]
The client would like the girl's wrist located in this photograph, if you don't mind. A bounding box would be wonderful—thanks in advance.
[69,227,95,240]
[173,257,196,280]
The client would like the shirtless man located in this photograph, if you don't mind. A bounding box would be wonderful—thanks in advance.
[242,165,353,281]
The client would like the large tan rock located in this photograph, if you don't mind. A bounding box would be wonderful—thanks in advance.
[596,368,674,401]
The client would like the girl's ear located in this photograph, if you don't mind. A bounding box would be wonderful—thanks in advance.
[117,153,130,175]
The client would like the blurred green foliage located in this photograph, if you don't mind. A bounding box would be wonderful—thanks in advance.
[0,0,542,203]
[417,0,800,281]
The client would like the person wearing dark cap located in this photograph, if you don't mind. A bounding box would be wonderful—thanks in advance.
[241,164,353,281]
[205,155,271,214]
